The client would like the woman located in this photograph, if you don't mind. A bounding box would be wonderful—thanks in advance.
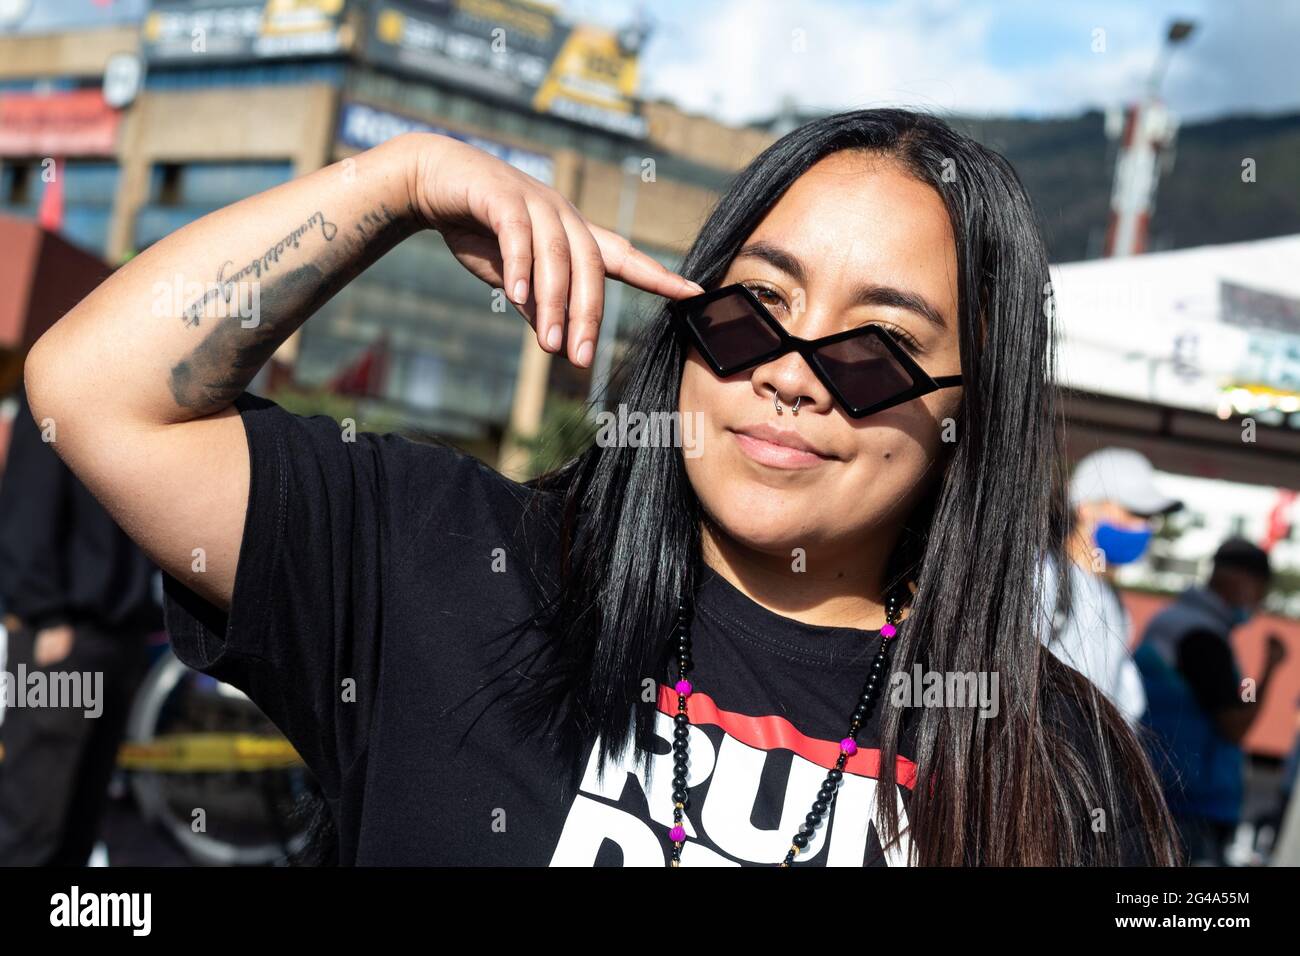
[26,108,1179,866]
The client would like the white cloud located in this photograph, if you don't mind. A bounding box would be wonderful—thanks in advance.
[570,0,1300,122]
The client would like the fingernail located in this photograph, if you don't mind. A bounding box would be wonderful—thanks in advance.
[577,340,594,366]
[686,280,705,293]
[513,279,528,304]
[546,325,562,351]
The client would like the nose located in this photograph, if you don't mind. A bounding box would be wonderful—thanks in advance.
[750,350,832,415]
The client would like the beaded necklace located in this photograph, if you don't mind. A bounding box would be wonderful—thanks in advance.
[666,588,904,867]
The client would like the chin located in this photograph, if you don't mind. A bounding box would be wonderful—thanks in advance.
[696,480,829,556]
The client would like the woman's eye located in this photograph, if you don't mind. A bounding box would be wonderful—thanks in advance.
[743,283,787,310]
[882,326,923,353]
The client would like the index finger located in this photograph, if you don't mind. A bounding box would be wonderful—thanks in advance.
[589,223,703,300]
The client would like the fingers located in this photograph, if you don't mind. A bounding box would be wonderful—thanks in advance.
[484,185,701,366]
[490,192,535,312]
[525,196,572,358]
[590,223,704,299]
[557,205,606,367]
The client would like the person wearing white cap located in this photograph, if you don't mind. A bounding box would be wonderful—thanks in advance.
[1039,448,1182,727]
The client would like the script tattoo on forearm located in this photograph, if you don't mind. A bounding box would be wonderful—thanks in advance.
[180,211,338,329]
[169,202,415,413]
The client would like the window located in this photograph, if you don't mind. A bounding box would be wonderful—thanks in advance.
[0,159,119,257]
[134,160,292,251]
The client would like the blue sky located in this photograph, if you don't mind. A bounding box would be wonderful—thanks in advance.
[562,0,1300,123]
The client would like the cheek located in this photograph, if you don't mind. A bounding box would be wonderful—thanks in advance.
[915,391,962,454]
[678,356,710,417]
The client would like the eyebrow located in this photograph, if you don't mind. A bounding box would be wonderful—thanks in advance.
[734,241,949,332]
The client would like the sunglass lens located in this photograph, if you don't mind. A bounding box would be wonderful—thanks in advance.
[689,292,780,371]
[814,333,915,411]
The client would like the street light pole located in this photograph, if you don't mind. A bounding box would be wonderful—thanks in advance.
[1103,19,1196,258]
[587,155,642,411]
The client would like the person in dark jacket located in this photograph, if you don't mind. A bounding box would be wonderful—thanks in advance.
[1134,537,1288,865]
[0,383,162,865]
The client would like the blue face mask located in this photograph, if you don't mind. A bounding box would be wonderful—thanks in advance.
[1093,522,1153,565]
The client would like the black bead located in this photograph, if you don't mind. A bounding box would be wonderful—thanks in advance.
[674,713,688,726]
[792,833,808,849]
[828,769,842,782]
[805,812,821,826]
[672,788,687,803]
[812,800,827,815]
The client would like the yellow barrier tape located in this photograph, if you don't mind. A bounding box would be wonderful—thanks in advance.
[118,733,304,772]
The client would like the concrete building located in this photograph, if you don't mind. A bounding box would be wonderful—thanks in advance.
[0,0,774,469]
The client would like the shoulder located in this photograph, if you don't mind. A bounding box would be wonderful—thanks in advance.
[232,391,566,586]
[236,391,554,520]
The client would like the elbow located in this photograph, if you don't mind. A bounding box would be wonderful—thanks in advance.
[1214,710,1249,745]
[23,328,84,441]
[23,332,58,423]
[24,317,93,430]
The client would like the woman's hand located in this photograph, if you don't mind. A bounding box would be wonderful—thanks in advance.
[408,134,704,368]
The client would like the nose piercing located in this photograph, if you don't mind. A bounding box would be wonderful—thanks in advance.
[773,392,802,415]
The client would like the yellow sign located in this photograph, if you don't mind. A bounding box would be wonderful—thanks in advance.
[534,23,639,116]
[262,0,346,36]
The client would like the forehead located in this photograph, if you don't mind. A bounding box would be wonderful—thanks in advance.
[738,151,958,307]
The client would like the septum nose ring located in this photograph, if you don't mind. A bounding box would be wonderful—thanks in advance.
[773,392,802,415]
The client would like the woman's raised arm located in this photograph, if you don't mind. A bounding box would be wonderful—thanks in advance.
[23,131,701,610]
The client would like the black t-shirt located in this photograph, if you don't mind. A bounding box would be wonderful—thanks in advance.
[162,393,1148,866]
[1176,630,1241,715]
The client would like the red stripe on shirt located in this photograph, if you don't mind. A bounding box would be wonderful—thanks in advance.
[658,685,917,789]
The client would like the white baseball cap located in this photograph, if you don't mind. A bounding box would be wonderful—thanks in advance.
[1069,448,1182,517]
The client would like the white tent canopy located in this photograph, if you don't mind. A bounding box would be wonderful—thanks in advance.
[1051,233,1300,419]
[1048,234,1300,488]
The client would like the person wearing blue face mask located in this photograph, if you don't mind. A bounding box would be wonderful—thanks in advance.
[1134,538,1288,865]
[1039,448,1181,728]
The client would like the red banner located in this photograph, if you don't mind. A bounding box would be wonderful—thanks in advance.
[0,90,120,157]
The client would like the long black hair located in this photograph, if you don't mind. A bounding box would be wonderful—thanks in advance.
[480,107,1181,866]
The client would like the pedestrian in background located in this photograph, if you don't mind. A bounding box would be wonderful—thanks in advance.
[1135,537,1288,865]
[0,383,162,865]
[1041,447,1182,726]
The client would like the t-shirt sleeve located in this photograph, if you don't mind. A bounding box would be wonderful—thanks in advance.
[159,391,505,798]
[1176,629,1240,715]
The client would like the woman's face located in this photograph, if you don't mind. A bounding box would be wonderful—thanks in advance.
[680,151,964,565]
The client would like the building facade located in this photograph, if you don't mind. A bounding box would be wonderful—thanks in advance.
[0,0,774,466]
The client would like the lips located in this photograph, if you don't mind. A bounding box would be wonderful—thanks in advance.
[729,423,837,469]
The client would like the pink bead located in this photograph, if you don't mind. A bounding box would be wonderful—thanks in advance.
[881,623,896,638]
[675,679,692,696]
[670,825,686,842]
[840,738,857,755]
